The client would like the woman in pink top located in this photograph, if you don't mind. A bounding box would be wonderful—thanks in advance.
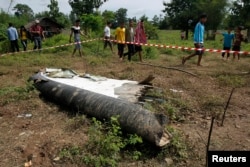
[134,20,147,62]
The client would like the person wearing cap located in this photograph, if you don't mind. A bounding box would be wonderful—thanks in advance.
[7,23,19,52]
[182,14,207,66]
[69,19,86,57]
[30,19,45,50]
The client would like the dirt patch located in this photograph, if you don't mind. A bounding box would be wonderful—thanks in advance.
[0,53,250,166]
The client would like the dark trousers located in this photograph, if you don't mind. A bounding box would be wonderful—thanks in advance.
[222,46,231,58]
[21,40,27,51]
[10,40,19,52]
[117,44,125,58]
[104,36,112,49]
[124,44,135,61]
[33,37,42,50]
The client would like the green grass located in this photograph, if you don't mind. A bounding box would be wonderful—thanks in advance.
[0,30,250,167]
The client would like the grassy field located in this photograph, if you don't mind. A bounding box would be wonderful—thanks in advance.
[0,30,250,167]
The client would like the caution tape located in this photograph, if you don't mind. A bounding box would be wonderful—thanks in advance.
[104,38,250,55]
[1,37,249,57]
[0,38,99,57]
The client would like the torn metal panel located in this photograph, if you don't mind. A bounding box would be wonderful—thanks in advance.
[29,68,170,147]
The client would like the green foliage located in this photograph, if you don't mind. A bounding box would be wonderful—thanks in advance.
[144,21,159,40]
[0,40,10,53]
[59,116,143,167]
[163,126,188,160]
[216,74,246,88]
[47,0,70,27]
[142,47,159,59]
[42,34,71,53]
[102,10,116,23]
[229,0,250,28]
[81,14,103,33]
[115,8,127,24]
[68,0,108,16]
[163,0,229,36]
[47,0,60,18]
[12,3,34,20]
[0,82,35,105]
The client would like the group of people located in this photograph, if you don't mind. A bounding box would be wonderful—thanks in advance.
[7,19,45,53]
[103,19,147,62]
[182,13,245,66]
[7,15,245,65]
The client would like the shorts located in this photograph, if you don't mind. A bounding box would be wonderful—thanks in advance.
[232,45,240,51]
[74,38,81,49]
[135,45,142,52]
[194,43,204,55]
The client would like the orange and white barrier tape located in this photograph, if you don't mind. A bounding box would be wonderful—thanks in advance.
[104,38,250,55]
[1,37,249,57]
[0,38,99,57]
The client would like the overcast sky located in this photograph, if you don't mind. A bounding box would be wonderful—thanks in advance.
[1,0,169,19]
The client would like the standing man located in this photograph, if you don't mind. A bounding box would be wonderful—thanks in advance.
[134,20,147,62]
[103,21,114,53]
[7,23,19,52]
[30,19,45,50]
[182,14,207,66]
[124,19,135,61]
[115,22,126,61]
[232,26,244,61]
[69,19,86,57]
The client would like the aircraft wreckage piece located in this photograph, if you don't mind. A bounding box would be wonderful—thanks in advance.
[29,68,170,147]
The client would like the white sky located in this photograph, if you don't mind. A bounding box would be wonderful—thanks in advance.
[1,0,169,19]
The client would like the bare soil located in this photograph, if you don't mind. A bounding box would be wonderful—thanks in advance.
[0,52,250,167]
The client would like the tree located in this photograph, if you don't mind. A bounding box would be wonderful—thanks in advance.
[163,0,229,40]
[163,0,198,39]
[81,14,103,35]
[159,15,169,30]
[47,0,70,28]
[12,3,34,20]
[115,8,127,25]
[102,10,115,23]
[68,0,108,16]
[47,0,60,18]
[196,0,228,40]
[152,15,160,27]
[35,11,50,19]
[229,0,250,41]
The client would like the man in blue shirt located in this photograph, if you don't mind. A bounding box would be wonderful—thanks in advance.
[7,23,19,52]
[182,14,207,66]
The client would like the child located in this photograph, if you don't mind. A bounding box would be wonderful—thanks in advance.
[232,26,244,61]
[216,28,234,60]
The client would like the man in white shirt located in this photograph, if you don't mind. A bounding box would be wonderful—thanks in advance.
[103,21,114,53]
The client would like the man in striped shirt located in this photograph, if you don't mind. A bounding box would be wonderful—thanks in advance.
[182,14,207,66]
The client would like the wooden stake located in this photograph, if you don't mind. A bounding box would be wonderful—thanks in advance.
[206,116,215,167]
[221,88,235,126]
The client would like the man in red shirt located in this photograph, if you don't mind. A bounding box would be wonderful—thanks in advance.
[30,19,45,50]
